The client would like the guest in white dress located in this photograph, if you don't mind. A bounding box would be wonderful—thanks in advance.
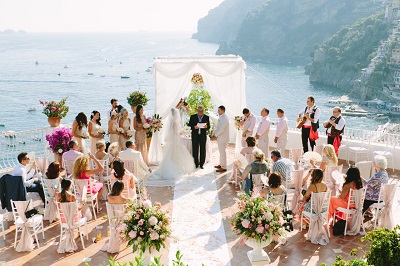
[118,109,131,151]
[72,112,88,153]
[88,111,104,154]
[108,111,120,145]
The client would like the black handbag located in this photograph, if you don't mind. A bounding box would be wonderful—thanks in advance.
[333,219,346,236]
[24,203,38,219]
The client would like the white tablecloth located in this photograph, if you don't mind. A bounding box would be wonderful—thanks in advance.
[180,136,212,164]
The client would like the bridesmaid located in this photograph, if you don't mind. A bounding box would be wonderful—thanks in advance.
[119,108,131,151]
[108,111,120,144]
[88,111,104,154]
[134,105,149,165]
[72,112,88,153]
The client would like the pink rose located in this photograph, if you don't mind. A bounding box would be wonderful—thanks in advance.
[150,231,159,240]
[137,209,144,214]
[158,221,163,227]
[137,237,142,242]
[136,214,140,219]
[241,219,250,228]
[256,226,264,234]
[128,230,137,239]
[148,228,153,232]
[278,216,284,226]
[143,200,152,209]
[148,216,158,226]
[260,208,265,214]
[138,219,144,226]
[139,231,144,236]
[248,223,253,228]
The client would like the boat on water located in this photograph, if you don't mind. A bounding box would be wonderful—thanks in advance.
[121,76,130,79]
[88,73,94,75]
[342,105,371,117]
[324,98,353,107]
[0,123,4,127]
[35,61,39,65]
[64,65,68,69]
[28,107,37,111]
[374,114,389,120]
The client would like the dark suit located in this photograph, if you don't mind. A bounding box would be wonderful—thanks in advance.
[188,114,210,167]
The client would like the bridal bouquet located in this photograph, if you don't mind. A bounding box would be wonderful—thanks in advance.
[97,128,106,136]
[81,132,90,139]
[116,127,124,134]
[40,97,69,118]
[117,198,171,254]
[145,114,163,138]
[191,73,204,88]
[231,193,287,243]
[126,130,134,138]
[46,127,72,154]
[234,116,243,130]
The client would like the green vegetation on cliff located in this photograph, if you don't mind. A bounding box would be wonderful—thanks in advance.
[307,14,390,98]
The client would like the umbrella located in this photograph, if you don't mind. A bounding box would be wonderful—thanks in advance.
[302,151,322,162]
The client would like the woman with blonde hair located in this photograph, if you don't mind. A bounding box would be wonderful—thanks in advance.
[118,108,131,151]
[320,144,338,171]
[73,154,104,202]
[95,141,107,160]
[108,111,120,144]
[239,149,270,195]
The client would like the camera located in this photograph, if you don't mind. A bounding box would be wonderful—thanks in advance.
[182,97,188,106]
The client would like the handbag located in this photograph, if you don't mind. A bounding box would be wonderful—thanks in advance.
[24,202,38,219]
[333,219,346,236]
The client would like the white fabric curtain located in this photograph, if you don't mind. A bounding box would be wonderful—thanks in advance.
[379,184,396,229]
[291,169,304,212]
[14,201,35,252]
[306,192,330,245]
[347,188,365,235]
[57,202,79,253]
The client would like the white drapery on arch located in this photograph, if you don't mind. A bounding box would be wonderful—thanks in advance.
[148,55,247,164]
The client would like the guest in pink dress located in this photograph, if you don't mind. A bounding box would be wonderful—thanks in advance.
[56,179,83,223]
[109,160,136,199]
[72,154,104,202]
[107,181,127,204]
[228,137,256,183]
[328,167,363,223]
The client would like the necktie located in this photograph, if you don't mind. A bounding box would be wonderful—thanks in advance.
[198,115,202,135]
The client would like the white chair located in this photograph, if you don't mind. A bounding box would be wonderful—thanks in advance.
[373,134,395,172]
[123,159,143,198]
[0,213,5,240]
[289,148,303,166]
[325,165,343,196]
[301,191,331,244]
[36,157,49,175]
[41,177,59,223]
[56,202,88,253]
[72,179,99,220]
[267,194,286,210]
[62,159,75,177]
[314,145,324,156]
[11,199,45,251]
[355,161,375,180]
[347,132,369,164]
[110,179,136,199]
[338,134,348,162]
[369,183,397,229]
[91,158,110,181]
[334,188,366,236]
[290,169,305,212]
[102,202,126,253]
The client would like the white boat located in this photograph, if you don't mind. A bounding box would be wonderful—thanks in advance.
[35,61,39,65]
[64,65,68,69]
[342,105,370,117]
[88,73,94,75]
[325,98,353,107]
[121,76,130,79]
[0,123,4,127]
[374,114,389,120]
[28,107,37,111]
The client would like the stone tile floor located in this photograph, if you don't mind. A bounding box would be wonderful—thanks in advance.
[0,143,399,265]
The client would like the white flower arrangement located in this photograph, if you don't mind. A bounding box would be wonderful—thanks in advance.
[97,128,106,135]
[82,132,90,139]
[143,123,150,129]
[116,127,124,134]
[126,130,134,138]
[234,116,243,130]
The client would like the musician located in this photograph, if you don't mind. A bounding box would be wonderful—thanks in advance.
[323,106,345,155]
[241,108,256,147]
[297,96,321,152]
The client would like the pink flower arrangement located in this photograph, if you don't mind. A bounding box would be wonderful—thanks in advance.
[46,127,72,154]
[191,73,204,87]
[40,97,69,118]
[145,114,163,138]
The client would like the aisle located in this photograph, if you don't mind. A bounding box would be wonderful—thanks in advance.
[168,165,231,265]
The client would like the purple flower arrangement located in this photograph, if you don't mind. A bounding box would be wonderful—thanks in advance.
[39,97,69,118]
[46,127,72,154]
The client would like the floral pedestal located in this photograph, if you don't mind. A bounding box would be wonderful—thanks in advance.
[48,117,61,127]
[131,105,137,113]
[245,238,272,263]
[53,153,63,166]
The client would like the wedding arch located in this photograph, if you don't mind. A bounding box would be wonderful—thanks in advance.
[149,55,247,163]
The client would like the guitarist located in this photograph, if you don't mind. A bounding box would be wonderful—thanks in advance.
[297,96,321,152]
[323,107,345,155]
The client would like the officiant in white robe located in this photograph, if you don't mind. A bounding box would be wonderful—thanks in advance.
[255,108,271,157]
[214,106,229,172]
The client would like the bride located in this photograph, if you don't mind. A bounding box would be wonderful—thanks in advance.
[149,108,195,183]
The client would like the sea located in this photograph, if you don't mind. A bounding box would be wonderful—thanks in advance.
[0,32,384,133]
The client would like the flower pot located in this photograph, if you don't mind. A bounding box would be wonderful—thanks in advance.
[131,105,137,113]
[146,137,152,150]
[245,238,272,263]
[48,117,61,127]
[54,153,63,165]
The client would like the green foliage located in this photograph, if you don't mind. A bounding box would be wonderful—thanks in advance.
[186,88,214,115]
[320,255,368,266]
[127,91,149,107]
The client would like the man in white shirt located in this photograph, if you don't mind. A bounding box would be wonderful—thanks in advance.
[12,152,45,204]
[297,96,321,152]
[213,106,230,173]
[62,140,83,162]
[274,108,288,156]
[323,106,346,153]
[270,150,294,182]
[255,108,270,157]
[108,98,121,120]
[119,141,151,179]
[241,108,256,147]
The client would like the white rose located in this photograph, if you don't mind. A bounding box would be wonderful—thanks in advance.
[265,212,273,221]
[241,219,250,228]
[143,200,152,209]
[58,149,63,154]
[148,216,158,226]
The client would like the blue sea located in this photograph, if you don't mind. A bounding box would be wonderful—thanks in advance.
[0,32,382,132]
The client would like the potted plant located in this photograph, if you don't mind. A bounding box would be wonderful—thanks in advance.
[230,193,287,263]
[127,91,149,113]
[117,198,171,264]
[46,127,72,165]
[40,97,69,127]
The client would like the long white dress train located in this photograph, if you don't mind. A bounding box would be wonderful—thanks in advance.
[147,108,195,186]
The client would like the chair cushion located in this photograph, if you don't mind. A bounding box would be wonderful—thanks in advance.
[15,214,43,226]
[337,207,356,214]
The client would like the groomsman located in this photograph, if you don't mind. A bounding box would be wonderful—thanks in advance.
[214,106,229,173]
[255,108,270,157]
[188,106,210,169]
[241,108,256,147]
[274,109,288,156]
[108,98,121,120]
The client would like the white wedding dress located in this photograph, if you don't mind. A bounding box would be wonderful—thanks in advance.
[147,108,195,186]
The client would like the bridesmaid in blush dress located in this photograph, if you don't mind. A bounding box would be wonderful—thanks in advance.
[88,111,104,154]
[118,108,131,151]
[108,111,120,144]
[134,105,149,165]
[72,112,88,153]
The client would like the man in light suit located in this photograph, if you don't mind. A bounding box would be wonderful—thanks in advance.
[241,108,256,147]
[214,106,229,173]
[119,141,151,179]
[255,108,270,157]
[274,108,288,156]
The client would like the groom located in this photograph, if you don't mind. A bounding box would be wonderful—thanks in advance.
[188,106,210,169]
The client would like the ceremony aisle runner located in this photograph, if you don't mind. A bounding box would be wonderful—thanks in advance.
[169,165,231,265]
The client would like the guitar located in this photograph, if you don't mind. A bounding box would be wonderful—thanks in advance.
[296,114,307,129]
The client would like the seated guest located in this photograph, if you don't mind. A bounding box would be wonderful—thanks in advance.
[362,155,388,213]
[119,141,151,179]
[297,169,327,227]
[62,140,83,162]
[260,172,287,201]
[328,167,363,223]
[12,152,45,205]
[107,180,127,204]
[311,144,338,171]
[271,150,294,183]
[239,149,269,195]
[108,142,121,168]
[228,137,256,183]
[110,160,136,199]
[95,140,107,160]
[73,154,104,202]
[44,162,62,197]
[56,179,83,222]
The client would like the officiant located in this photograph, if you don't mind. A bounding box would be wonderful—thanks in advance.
[188,106,210,169]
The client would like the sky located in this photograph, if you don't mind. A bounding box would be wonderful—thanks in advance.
[0,0,225,32]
